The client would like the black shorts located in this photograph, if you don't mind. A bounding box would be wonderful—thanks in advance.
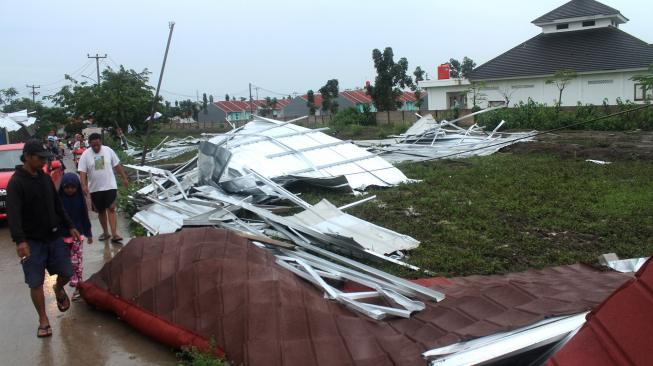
[90,189,117,212]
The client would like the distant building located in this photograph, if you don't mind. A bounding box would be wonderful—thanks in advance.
[197,99,291,123]
[419,0,653,109]
[282,90,427,118]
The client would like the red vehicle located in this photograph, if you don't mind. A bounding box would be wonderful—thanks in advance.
[0,143,64,219]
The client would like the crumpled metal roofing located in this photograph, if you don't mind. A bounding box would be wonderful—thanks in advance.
[83,228,631,366]
[0,110,36,132]
[202,116,411,191]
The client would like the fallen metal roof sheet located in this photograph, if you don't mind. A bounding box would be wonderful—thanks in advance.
[82,228,631,366]
[203,116,412,191]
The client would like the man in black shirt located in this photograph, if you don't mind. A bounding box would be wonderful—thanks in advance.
[7,140,80,338]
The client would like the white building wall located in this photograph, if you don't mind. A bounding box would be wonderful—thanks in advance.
[541,18,613,33]
[422,70,647,110]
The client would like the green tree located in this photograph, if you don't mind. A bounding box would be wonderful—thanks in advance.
[209,94,214,104]
[260,96,278,117]
[225,94,230,101]
[306,90,317,115]
[468,81,487,108]
[448,58,461,78]
[461,57,476,79]
[412,66,426,110]
[631,64,653,101]
[546,69,578,111]
[366,47,413,112]
[0,87,19,108]
[319,79,339,114]
[48,66,156,134]
[202,93,208,113]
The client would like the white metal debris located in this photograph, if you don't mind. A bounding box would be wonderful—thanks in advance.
[586,159,611,165]
[358,111,536,163]
[0,110,36,132]
[200,116,412,191]
[424,312,588,365]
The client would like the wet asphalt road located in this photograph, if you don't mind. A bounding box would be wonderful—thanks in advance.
[0,155,176,365]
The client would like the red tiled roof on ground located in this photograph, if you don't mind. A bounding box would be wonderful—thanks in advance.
[81,228,631,366]
[546,257,653,366]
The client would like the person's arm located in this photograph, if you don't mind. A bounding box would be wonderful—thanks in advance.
[6,178,26,245]
[111,148,129,188]
[79,171,89,195]
[114,164,129,188]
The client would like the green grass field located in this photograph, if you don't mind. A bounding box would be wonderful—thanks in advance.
[292,152,653,277]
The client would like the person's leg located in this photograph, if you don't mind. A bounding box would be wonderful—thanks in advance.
[98,209,109,237]
[23,240,50,334]
[30,286,49,327]
[91,191,110,239]
[48,237,73,312]
[108,206,121,239]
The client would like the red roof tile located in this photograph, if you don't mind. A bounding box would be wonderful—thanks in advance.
[341,90,373,104]
[216,99,291,112]
[546,258,653,366]
[82,228,632,366]
[299,94,324,107]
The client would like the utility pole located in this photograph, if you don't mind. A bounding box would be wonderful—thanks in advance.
[249,83,254,117]
[87,53,107,86]
[254,86,260,101]
[141,21,175,166]
[26,84,40,103]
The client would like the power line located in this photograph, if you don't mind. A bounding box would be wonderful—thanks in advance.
[26,84,41,103]
[87,53,107,86]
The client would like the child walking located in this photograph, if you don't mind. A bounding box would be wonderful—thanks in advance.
[58,173,93,299]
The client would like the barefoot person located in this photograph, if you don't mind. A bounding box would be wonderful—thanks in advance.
[7,140,81,338]
[78,133,129,242]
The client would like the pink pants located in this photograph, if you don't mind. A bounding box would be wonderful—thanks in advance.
[64,237,84,287]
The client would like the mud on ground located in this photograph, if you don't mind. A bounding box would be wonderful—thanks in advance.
[501,130,653,161]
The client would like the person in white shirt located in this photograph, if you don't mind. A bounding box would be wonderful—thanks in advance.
[78,133,129,243]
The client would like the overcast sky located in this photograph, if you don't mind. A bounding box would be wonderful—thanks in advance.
[1,0,652,103]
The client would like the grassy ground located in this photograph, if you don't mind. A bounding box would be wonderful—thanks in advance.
[292,151,653,278]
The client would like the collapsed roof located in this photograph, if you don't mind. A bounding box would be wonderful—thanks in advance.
[81,227,632,366]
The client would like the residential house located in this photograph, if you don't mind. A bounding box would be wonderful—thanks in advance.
[283,90,427,118]
[197,98,292,123]
[419,0,653,109]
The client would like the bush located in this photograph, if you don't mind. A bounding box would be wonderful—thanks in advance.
[476,98,653,131]
[330,107,376,126]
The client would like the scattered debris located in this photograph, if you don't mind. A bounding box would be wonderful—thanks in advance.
[125,135,200,164]
[598,253,648,273]
[0,109,36,132]
[358,111,536,163]
[586,159,612,165]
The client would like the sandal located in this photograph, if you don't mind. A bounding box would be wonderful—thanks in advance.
[111,236,123,243]
[98,233,111,241]
[37,325,52,338]
[53,285,70,312]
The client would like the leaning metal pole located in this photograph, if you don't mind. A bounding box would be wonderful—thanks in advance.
[141,21,175,166]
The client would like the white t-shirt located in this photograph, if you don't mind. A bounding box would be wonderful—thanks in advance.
[78,145,120,193]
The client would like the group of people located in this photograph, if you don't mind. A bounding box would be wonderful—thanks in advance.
[7,133,129,338]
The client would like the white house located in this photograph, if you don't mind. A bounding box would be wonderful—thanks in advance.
[420,0,653,110]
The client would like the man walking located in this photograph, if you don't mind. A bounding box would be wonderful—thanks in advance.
[7,140,81,338]
[78,133,129,242]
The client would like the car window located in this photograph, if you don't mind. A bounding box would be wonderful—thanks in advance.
[0,150,23,171]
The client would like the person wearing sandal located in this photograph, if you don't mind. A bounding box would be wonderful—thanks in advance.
[7,140,81,338]
[78,133,129,243]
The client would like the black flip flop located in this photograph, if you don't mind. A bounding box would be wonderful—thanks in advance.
[37,325,52,338]
[53,285,70,312]
[111,236,123,243]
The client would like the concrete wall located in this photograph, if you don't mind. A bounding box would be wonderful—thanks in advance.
[424,70,648,110]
